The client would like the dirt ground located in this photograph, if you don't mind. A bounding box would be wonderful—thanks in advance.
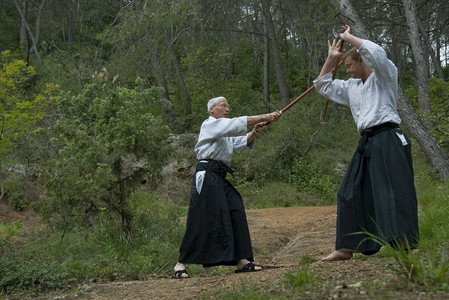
[2,204,447,300]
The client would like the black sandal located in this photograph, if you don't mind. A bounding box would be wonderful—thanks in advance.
[235,262,261,273]
[172,269,189,279]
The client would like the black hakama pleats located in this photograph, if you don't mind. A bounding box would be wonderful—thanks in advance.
[178,160,254,266]
[336,123,419,253]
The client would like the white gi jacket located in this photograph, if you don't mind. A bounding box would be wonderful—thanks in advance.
[194,116,253,165]
[313,39,401,133]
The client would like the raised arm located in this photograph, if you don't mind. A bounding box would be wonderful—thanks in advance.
[318,39,344,77]
[339,25,362,49]
[318,25,363,78]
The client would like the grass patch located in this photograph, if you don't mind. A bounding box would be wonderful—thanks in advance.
[284,263,317,292]
[239,181,321,208]
[0,190,185,294]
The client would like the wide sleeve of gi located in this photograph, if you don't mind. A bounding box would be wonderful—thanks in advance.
[198,116,247,140]
[195,116,251,163]
[358,40,398,88]
[313,73,351,107]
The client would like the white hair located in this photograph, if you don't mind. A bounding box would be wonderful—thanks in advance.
[207,96,226,111]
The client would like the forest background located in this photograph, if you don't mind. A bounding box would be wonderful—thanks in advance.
[1,0,449,298]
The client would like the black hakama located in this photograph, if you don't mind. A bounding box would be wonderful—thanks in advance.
[178,160,254,266]
[336,123,419,253]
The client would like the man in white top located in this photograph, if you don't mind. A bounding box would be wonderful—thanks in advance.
[313,25,419,261]
[172,96,281,278]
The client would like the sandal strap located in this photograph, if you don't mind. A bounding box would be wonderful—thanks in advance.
[242,262,255,271]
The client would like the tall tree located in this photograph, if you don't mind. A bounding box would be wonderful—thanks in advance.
[402,0,431,114]
[417,14,445,80]
[261,0,290,106]
[13,0,46,76]
[150,47,177,130]
[263,27,271,112]
[332,0,449,180]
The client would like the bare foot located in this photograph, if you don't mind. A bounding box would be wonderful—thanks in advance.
[321,250,353,261]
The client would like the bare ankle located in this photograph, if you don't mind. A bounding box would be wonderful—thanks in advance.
[321,250,353,261]
[174,262,186,271]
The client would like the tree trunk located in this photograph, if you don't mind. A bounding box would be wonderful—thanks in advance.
[166,32,192,118]
[13,0,46,77]
[261,0,290,106]
[119,179,132,235]
[66,0,74,45]
[397,87,449,179]
[263,29,270,112]
[150,48,177,130]
[18,0,28,60]
[402,0,431,113]
[34,0,47,46]
[332,0,449,180]
[0,0,3,26]
[417,17,445,80]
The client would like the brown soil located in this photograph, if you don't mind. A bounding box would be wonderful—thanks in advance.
[3,204,447,299]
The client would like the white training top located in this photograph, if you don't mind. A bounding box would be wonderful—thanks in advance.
[194,116,253,165]
[313,39,401,133]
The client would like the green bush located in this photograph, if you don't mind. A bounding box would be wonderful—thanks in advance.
[285,157,338,203]
[39,74,171,234]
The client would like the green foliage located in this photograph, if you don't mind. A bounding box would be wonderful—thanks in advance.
[442,65,449,81]
[0,2,19,52]
[230,95,357,207]
[0,190,184,293]
[428,77,449,152]
[2,174,26,210]
[0,50,55,156]
[414,168,449,252]
[129,190,185,243]
[285,157,337,202]
[0,220,22,245]
[40,71,171,233]
[240,181,310,208]
[0,50,58,209]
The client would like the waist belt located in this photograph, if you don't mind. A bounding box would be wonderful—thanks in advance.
[197,159,234,176]
[360,122,398,137]
[357,122,399,156]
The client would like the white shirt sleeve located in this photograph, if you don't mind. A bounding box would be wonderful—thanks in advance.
[194,116,251,164]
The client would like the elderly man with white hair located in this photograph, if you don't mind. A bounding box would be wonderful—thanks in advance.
[172,96,281,279]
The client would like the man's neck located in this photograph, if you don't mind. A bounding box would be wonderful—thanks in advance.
[361,68,373,83]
